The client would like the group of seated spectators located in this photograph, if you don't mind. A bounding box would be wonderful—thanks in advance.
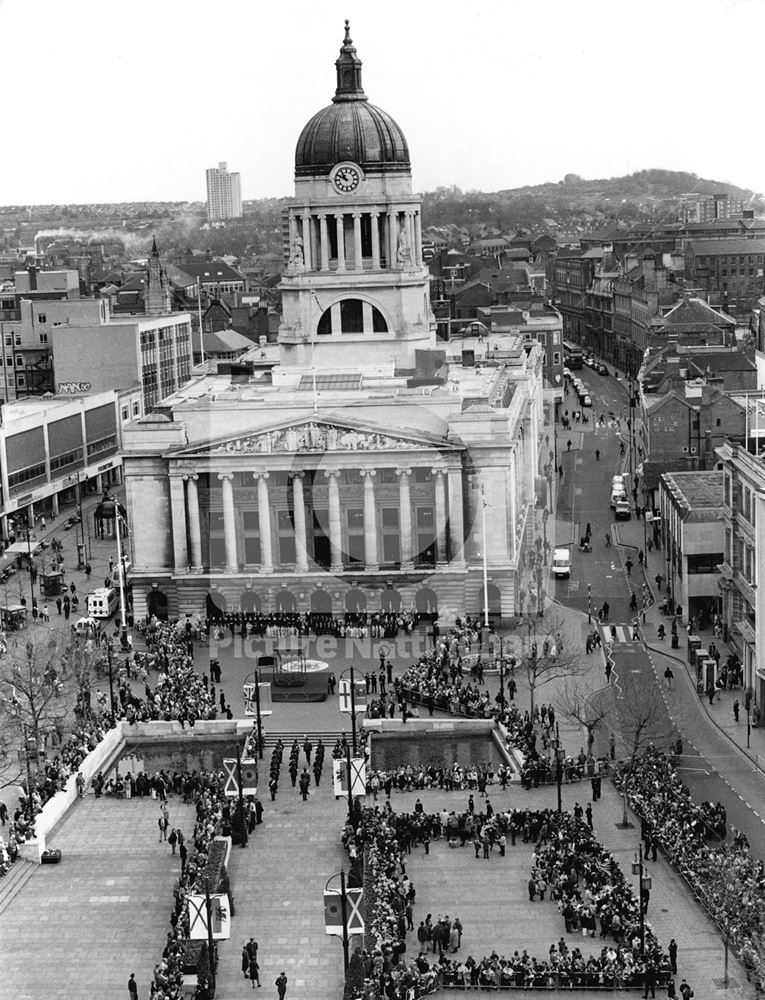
[365,761,513,797]
[344,802,671,999]
[193,609,421,639]
[616,746,765,991]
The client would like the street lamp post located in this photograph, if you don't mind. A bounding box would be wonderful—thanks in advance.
[114,513,129,648]
[632,844,648,956]
[498,636,506,713]
[203,878,217,995]
[235,740,248,848]
[340,666,359,755]
[587,582,592,625]
[106,637,116,724]
[480,484,490,628]
[555,723,564,813]
[542,507,549,565]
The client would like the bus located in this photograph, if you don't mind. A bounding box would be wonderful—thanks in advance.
[563,339,583,369]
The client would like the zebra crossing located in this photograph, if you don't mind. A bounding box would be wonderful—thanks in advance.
[597,621,640,645]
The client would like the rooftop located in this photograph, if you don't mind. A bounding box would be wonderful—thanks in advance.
[661,470,724,514]
[687,237,765,255]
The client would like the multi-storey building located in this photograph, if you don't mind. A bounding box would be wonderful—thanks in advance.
[122,23,546,625]
[659,471,724,625]
[685,237,765,314]
[206,162,243,221]
[552,248,601,346]
[716,441,765,706]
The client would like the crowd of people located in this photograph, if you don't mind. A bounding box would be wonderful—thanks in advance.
[616,747,765,991]
[344,802,672,999]
[121,765,241,1000]
[188,609,421,639]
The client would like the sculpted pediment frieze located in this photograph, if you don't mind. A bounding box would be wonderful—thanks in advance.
[202,421,450,456]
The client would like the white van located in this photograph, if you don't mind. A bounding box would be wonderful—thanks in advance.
[612,475,625,489]
[552,548,571,578]
[86,587,119,619]
[111,559,131,589]
[610,484,627,508]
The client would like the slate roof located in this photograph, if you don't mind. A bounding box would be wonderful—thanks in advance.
[660,297,735,328]
[661,471,724,515]
[687,238,765,255]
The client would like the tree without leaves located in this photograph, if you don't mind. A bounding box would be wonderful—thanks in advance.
[505,612,587,719]
[613,674,675,828]
[0,630,87,791]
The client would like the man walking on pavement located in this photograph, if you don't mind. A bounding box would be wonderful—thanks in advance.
[128,973,138,1000]
[275,972,288,999]
[299,768,311,801]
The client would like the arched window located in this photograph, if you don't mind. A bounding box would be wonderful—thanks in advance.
[316,299,388,336]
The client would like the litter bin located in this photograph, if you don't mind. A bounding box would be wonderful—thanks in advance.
[671,634,679,650]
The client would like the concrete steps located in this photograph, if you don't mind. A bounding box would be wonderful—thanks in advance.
[0,859,36,917]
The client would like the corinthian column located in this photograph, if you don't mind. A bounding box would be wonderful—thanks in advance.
[361,470,378,570]
[432,468,448,565]
[184,473,203,570]
[292,472,309,572]
[325,470,343,573]
[218,472,238,572]
[253,472,273,572]
[397,468,413,569]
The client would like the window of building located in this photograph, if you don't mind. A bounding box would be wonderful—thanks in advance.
[39,332,48,343]
[381,507,400,563]
[38,313,46,324]
[4,336,10,347]
[716,418,721,427]
[415,506,436,566]
[132,401,140,416]
[344,507,364,564]
[14,335,21,346]
[553,352,561,365]
[687,552,723,574]
[277,509,295,565]
[16,374,25,387]
[242,510,261,564]
[121,406,129,421]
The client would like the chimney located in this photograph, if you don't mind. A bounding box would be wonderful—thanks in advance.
[27,265,38,290]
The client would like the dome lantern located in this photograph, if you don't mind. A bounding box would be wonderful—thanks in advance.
[333,20,366,103]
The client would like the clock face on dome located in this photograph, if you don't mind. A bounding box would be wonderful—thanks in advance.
[332,163,362,193]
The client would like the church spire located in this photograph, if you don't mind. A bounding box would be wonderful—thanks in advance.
[333,20,367,103]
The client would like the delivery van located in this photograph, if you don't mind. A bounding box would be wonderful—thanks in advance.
[86,587,119,619]
[552,548,571,578]
[614,499,632,520]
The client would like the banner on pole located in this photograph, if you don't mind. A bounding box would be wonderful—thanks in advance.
[346,887,364,933]
[243,681,273,717]
[338,678,367,714]
[323,888,364,936]
[241,758,258,796]
[333,757,366,797]
[188,893,231,939]
[223,758,239,797]
[324,889,343,936]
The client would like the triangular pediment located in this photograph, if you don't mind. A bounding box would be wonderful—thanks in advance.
[171,416,461,459]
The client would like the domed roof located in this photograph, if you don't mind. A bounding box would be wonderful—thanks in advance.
[295,22,410,178]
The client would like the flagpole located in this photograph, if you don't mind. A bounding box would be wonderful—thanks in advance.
[235,740,248,848]
[349,665,357,754]
[481,484,490,628]
[339,868,350,973]
[197,278,206,366]
[254,667,263,760]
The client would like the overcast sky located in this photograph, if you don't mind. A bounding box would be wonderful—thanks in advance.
[2,0,763,205]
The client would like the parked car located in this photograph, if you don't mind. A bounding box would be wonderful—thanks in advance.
[614,499,632,520]
[595,362,609,375]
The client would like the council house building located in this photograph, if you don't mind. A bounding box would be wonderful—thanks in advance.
[122,22,546,624]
